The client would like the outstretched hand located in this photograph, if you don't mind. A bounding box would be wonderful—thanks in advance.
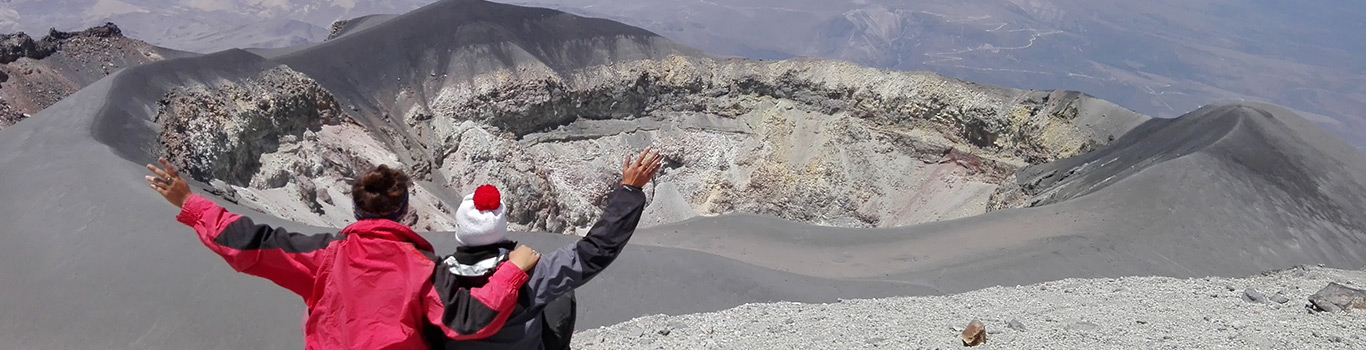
[621,147,663,188]
[507,245,541,272]
[146,158,192,208]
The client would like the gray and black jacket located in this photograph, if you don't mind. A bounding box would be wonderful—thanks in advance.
[431,185,647,350]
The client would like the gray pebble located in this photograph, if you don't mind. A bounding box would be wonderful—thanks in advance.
[1066,322,1100,332]
[1007,319,1027,332]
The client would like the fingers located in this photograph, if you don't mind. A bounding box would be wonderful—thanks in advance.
[647,152,664,177]
[146,163,170,180]
[649,149,663,167]
[159,158,179,179]
[634,146,652,167]
[147,178,168,195]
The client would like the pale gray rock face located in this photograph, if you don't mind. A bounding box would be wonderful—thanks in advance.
[410,57,1144,232]
[154,67,457,230]
[151,55,1144,233]
[138,0,1146,233]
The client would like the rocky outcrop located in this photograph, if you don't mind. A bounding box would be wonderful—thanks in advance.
[398,57,1145,232]
[0,23,180,131]
[146,0,1146,233]
[157,57,1141,234]
[327,19,350,40]
[155,66,458,230]
[0,23,124,64]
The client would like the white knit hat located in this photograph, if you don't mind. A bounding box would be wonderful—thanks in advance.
[454,184,508,247]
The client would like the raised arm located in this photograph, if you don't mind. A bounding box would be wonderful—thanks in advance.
[526,147,660,306]
[148,159,336,298]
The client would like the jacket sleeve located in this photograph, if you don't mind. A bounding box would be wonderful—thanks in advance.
[526,185,647,307]
[425,260,529,340]
[175,193,340,298]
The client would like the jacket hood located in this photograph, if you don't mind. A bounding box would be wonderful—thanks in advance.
[444,240,518,277]
[341,219,433,252]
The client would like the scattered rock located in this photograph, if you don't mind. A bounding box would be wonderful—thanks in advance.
[1006,319,1027,332]
[1308,282,1366,312]
[960,319,986,347]
[1243,288,1267,303]
[1066,321,1100,332]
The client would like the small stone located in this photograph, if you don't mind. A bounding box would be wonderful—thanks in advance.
[1136,320,1148,325]
[656,328,670,336]
[1243,288,1268,303]
[960,319,986,347]
[1270,293,1290,304]
[1006,319,1027,332]
[1309,282,1366,312]
[1066,322,1100,332]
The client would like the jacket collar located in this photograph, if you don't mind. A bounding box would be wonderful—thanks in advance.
[443,240,518,277]
[341,219,434,252]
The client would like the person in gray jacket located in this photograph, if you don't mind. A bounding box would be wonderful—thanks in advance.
[429,147,663,350]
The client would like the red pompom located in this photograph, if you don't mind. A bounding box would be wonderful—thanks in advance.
[473,184,501,211]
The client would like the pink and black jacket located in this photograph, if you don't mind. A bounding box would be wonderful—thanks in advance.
[433,185,648,350]
[176,193,528,349]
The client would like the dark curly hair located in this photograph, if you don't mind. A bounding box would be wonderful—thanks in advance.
[352,165,411,220]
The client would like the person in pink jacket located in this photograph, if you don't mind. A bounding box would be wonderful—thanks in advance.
[146,159,537,349]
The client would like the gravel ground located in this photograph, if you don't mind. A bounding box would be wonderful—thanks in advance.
[574,266,1366,349]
